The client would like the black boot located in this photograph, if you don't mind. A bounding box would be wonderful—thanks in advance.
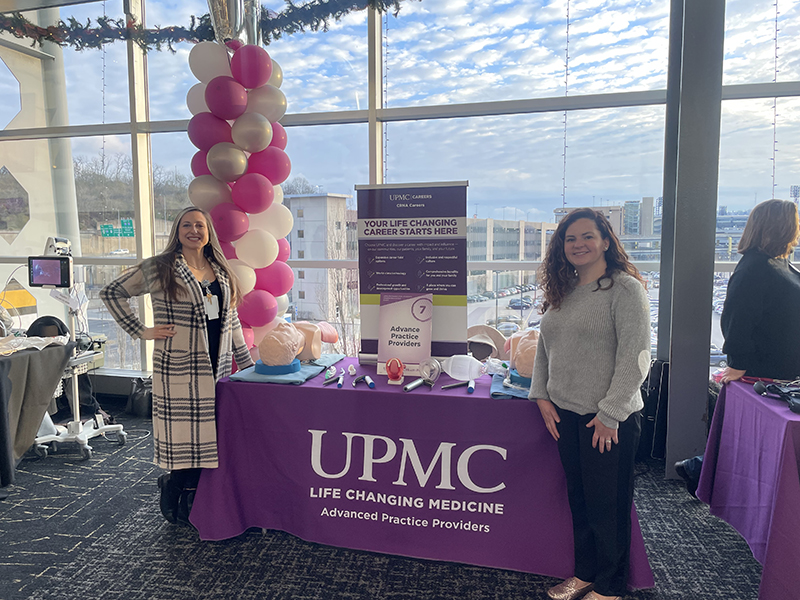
[176,487,197,527]
[157,473,181,523]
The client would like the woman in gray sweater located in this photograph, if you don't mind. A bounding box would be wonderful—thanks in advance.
[529,208,651,600]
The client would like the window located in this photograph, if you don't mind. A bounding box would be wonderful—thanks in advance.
[298,291,305,299]
[298,271,305,279]
[297,209,304,218]
[298,230,304,238]
[298,250,305,259]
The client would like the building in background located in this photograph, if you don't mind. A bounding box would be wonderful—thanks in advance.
[283,193,360,356]
[466,217,557,294]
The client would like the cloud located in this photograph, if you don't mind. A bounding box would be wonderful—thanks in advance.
[40,0,800,219]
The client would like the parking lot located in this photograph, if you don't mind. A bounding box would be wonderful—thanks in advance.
[470,277,730,373]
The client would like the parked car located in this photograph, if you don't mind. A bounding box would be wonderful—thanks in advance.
[508,298,533,310]
[497,322,520,336]
[487,315,522,326]
[709,349,727,367]
[481,291,497,299]
[109,248,130,255]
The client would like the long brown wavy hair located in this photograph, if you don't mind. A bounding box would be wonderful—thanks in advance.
[539,207,644,311]
[155,206,243,306]
[738,199,800,259]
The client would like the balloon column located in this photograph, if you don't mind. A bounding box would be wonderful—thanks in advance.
[187,40,294,355]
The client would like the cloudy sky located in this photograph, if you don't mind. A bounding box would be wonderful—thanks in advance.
[26,0,800,221]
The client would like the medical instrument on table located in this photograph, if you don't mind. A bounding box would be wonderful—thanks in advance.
[403,358,442,392]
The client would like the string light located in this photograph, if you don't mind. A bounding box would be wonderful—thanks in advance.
[561,0,570,209]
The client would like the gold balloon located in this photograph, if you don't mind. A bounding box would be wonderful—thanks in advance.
[206,142,248,182]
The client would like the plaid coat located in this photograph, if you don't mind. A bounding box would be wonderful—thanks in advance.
[100,255,254,470]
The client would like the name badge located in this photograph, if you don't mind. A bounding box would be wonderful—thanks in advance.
[204,294,220,320]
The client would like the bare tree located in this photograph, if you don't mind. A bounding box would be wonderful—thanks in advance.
[283,175,319,195]
[312,198,360,356]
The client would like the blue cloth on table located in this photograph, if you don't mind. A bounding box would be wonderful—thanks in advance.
[230,354,346,384]
[490,373,532,399]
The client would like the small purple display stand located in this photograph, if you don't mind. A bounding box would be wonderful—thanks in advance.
[192,358,654,589]
[698,381,800,600]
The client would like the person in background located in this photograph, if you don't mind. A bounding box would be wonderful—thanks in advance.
[675,198,800,495]
[530,208,651,600]
[101,206,254,524]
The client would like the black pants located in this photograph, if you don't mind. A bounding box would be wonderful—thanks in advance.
[555,407,641,597]
[170,468,201,491]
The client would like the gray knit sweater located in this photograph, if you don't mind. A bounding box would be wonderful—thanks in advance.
[528,271,651,429]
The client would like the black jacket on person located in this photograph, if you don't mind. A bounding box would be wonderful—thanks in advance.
[721,249,800,380]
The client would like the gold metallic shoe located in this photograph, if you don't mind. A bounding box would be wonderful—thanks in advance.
[546,577,594,600]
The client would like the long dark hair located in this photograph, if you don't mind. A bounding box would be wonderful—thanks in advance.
[539,207,644,311]
[155,206,243,306]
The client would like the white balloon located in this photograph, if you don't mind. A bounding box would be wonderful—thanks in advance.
[268,59,283,88]
[275,293,289,316]
[228,259,256,295]
[235,229,279,269]
[189,41,232,83]
[231,112,273,153]
[273,184,284,205]
[186,82,209,115]
[250,202,293,239]
[188,175,232,211]
[245,85,287,123]
[206,142,248,181]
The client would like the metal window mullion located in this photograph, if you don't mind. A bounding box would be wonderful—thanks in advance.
[125,0,155,371]
[665,0,726,476]
[656,0,683,364]
[367,7,383,185]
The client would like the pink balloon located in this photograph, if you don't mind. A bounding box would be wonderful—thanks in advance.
[210,203,250,242]
[276,237,291,262]
[226,39,244,52]
[242,326,255,348]
[188,113,233,151]
[232,173,274,214]
[205,76,248,120]
[269,122,287,150]
[248,147,292,185]
[220,240,237,260]
[231,45,273,89]
[254,261,294,297]
[238,289,278,328]
[191,150,211,177]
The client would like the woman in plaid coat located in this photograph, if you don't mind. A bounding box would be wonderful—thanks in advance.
[101,206,254,523]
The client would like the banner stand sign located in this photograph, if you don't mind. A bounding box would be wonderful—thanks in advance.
[356,182,468,365]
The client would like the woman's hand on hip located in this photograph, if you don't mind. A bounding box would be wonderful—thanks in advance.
[587,416,618,454]
[720,367,746,384]
[142,324,176,340]
[536,399,560,441]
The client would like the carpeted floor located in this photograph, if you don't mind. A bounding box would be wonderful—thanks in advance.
[0,397,762,600]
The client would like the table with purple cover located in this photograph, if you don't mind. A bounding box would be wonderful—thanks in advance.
[191,358,654,588]
[697,381,800,600]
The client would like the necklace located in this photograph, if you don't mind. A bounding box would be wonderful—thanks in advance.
[185,258,208,271]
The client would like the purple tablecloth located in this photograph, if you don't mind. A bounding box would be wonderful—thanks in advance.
[191,358,654,589]
[697,381,800,600]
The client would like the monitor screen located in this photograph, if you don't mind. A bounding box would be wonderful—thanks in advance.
[28,256,73,288]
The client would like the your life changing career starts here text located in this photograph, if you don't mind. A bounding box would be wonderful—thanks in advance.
[361,218,459,237]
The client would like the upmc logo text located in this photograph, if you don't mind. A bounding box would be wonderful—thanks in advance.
[309,430,507,494]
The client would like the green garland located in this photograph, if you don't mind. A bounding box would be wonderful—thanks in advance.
[0,0,411,52]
